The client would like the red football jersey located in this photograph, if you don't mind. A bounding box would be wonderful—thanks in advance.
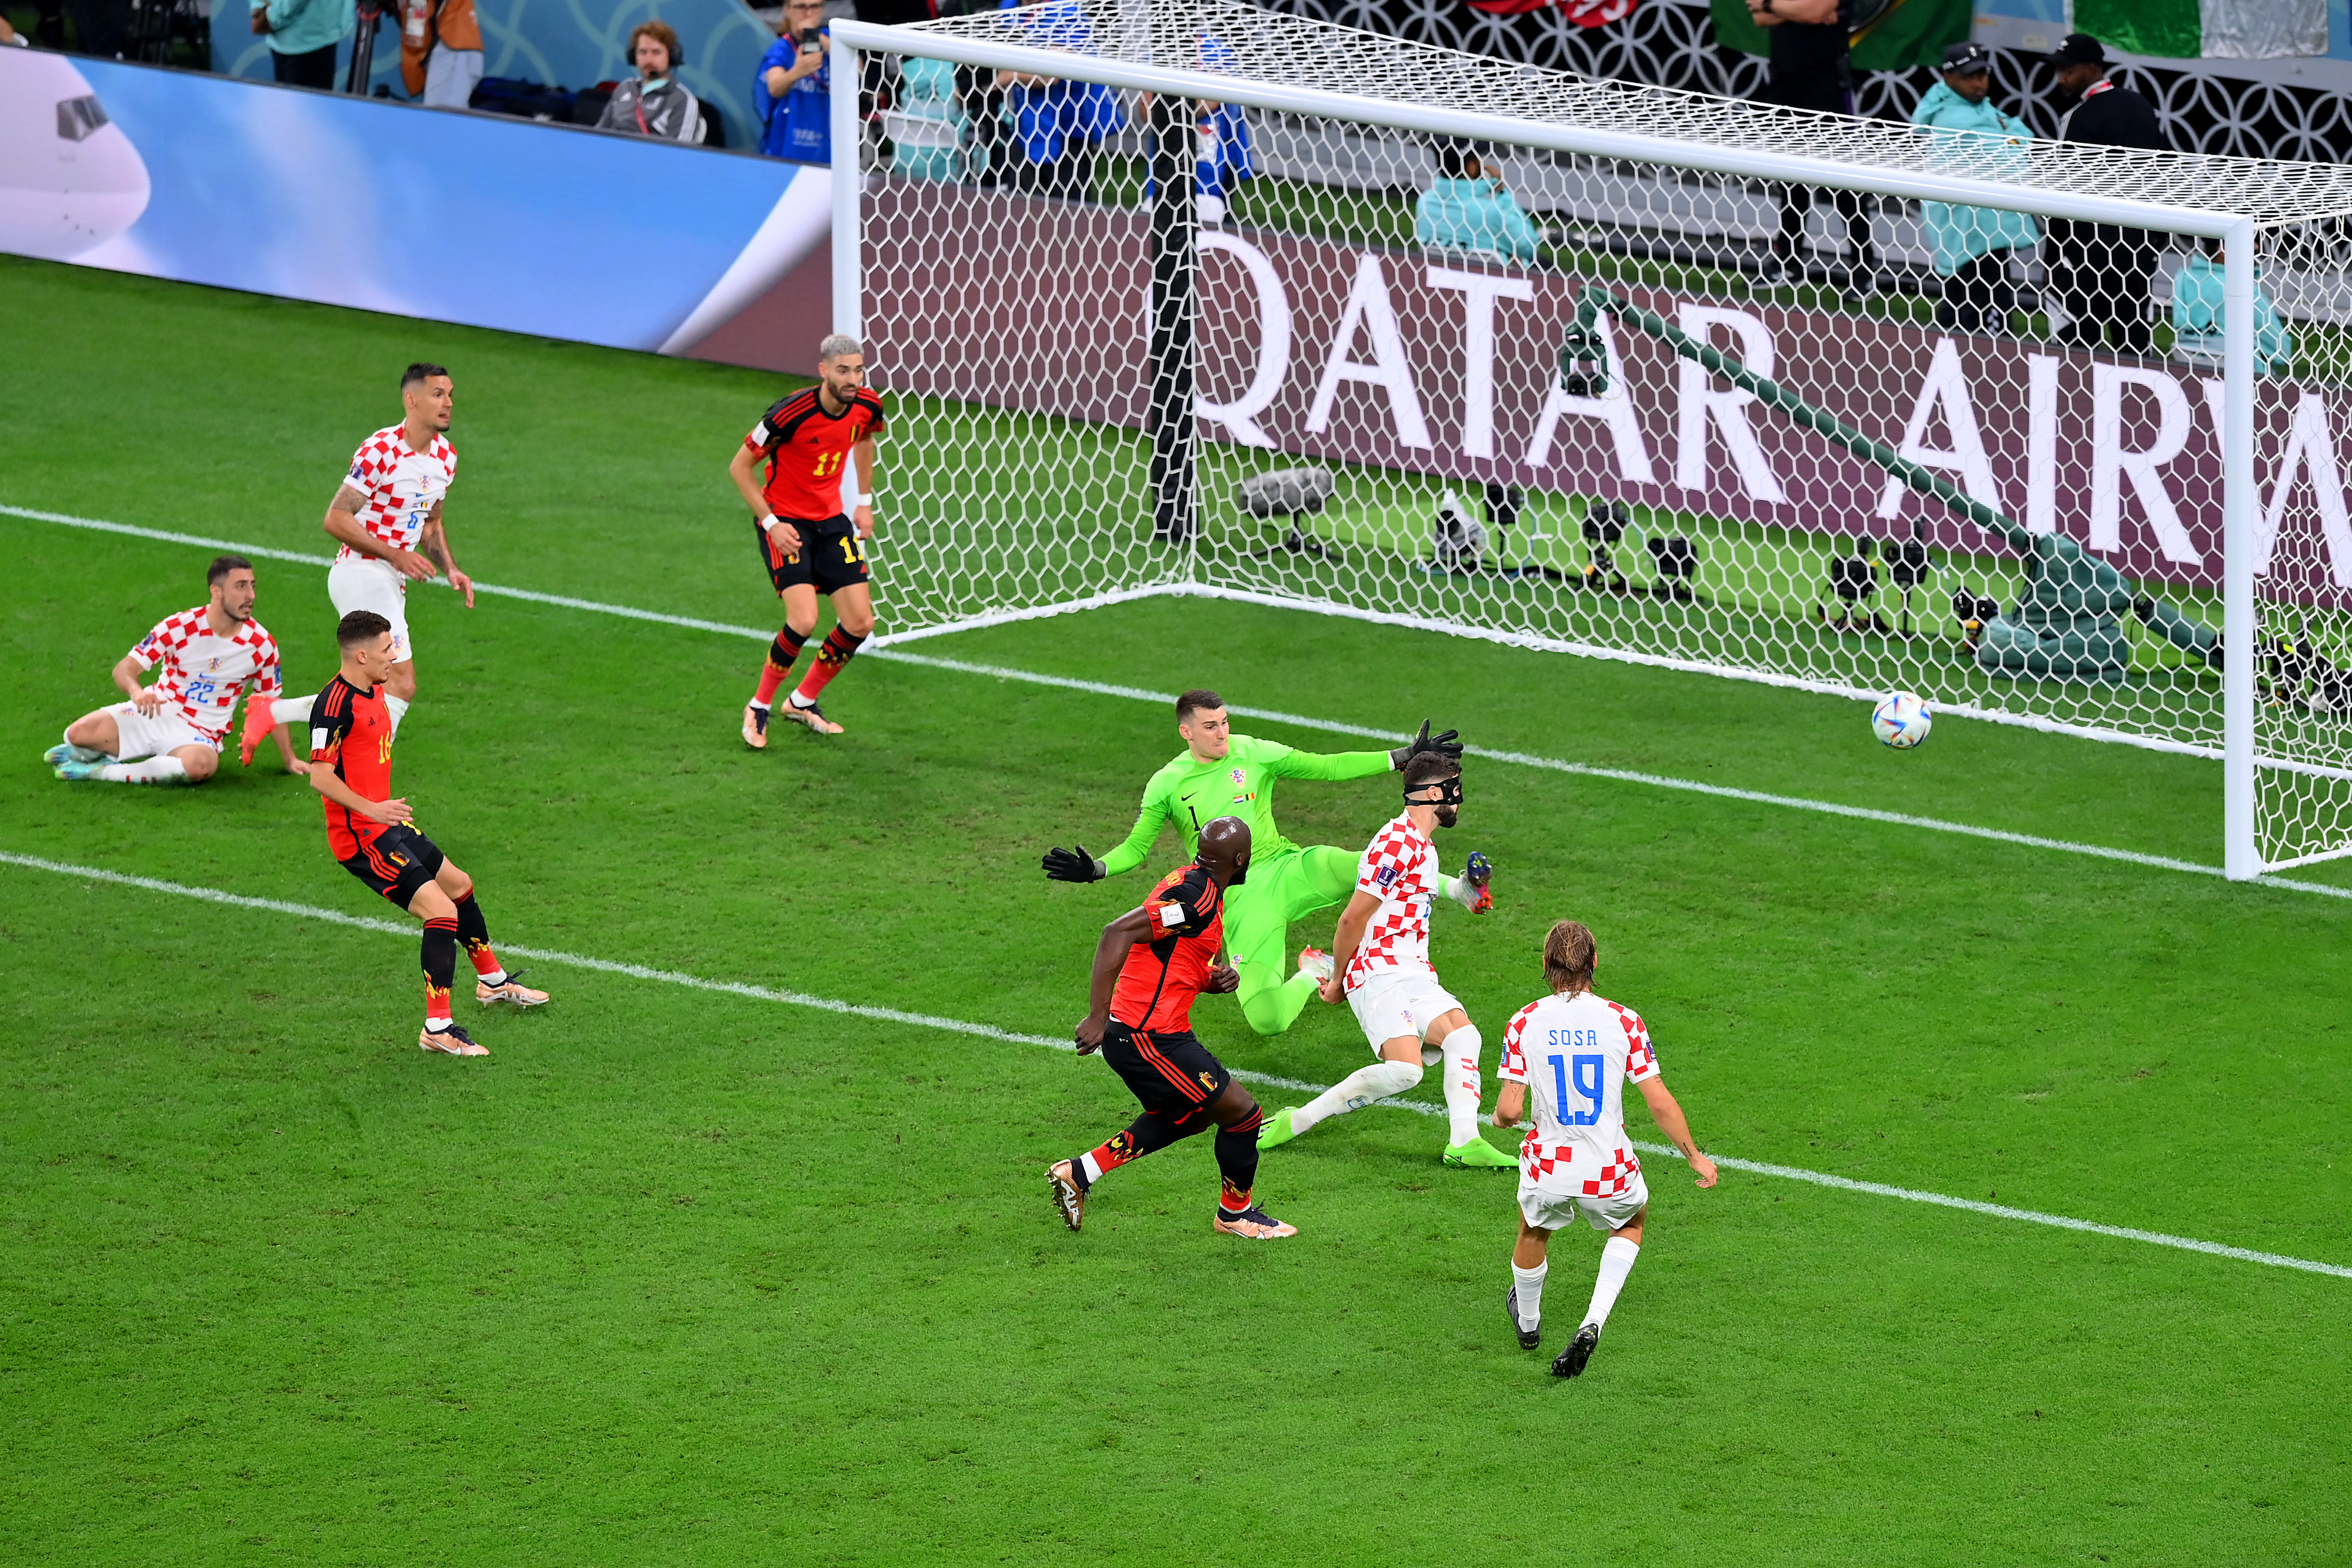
[1108,863,1225,1033]
[309,675,396,860]
[744,387,886,522]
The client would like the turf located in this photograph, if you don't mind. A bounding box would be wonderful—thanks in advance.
[3,256,2350,1566]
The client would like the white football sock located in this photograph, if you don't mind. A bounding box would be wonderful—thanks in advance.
[1290,1059,1422,1135]
[57,731,104,762]
[269,694,314,727]
[1582,1236,1641,1331]
[1511,1261,1547,1329]
[787,690,817,709]
[97,756,190,785]
[385,695,410,736]
[1442,1024,1484,1147]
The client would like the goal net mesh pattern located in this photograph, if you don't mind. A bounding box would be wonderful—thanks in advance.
[852,0,2352,872]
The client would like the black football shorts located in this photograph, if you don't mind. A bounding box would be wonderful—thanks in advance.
[757,516,871,596]
[340,822,445,908]
[1100,1024,1233,1120]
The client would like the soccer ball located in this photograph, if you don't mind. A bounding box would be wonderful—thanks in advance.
[1871,692,1932,749]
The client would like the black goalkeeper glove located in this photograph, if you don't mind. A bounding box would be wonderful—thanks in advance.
[1390,719,1464,770]
[1042,844,1107,882]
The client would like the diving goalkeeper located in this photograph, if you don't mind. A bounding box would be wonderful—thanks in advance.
[1042,688,1464,1036]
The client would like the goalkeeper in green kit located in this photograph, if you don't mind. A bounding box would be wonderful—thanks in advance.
[1042,688,1465,1036]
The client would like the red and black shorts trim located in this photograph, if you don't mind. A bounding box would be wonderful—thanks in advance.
[1099,1023,1232,1119]
[756,516,871,596]
[338,822,445,908]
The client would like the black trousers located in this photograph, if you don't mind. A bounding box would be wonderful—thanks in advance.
[1007,144,1094,202]
[272,42,339,89]
[1778,185,1877,280]
[2046,222,2158,354]
[1936,249,2024,335]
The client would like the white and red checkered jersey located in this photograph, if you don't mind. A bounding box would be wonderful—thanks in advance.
[125,606,285,744]
[335,424,457,563]
[1499,990,1661,1199]
[1343,811,1444,990]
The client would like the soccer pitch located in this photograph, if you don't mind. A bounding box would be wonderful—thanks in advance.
[3,255,2349,1566]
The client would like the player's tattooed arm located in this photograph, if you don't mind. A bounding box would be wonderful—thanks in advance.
[1074,904,1157,1052]
[324,485,437,582]
[1491,1078,1527,1129]
[1635,1077,1718,1188]
[419,502,475,608]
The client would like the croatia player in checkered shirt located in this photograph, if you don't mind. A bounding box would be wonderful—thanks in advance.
[308,610,547,1056]
[727,333,885,745]
[1494,920,1716,1377]
[1046,817,1298,1241]
[48,554,307,786]
[246,363,476,761]
[1256,752,1510,1168]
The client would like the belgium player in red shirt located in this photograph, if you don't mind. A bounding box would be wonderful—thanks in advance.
[308,610,548,1056]
[1048,817,1298,1240]
[727,332,887,746]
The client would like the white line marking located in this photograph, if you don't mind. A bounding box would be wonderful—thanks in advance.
[6,848,2346,1281]
[11,503,2352,901]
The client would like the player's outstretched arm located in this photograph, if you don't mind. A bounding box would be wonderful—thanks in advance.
[1388,719,1464,770]
[1635,1077,1718,1187]
[1091,783,1179,880]
[1075,905,1156,1052]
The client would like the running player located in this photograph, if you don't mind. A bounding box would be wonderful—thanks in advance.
[308,610,547,1056]
[1256,752,1511,1168]
[49,555,307,785]
[1046,817,1296,1241]
[1494,920,1716,1377]
[730,333,885,745]
[1041,690,1463,1036]
[243,362,475,761]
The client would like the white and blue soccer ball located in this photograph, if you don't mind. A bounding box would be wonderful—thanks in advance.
[1871,692,1933,749]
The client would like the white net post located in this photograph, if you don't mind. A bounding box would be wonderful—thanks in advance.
[2222,215,2257,879]
[831,33,863,340]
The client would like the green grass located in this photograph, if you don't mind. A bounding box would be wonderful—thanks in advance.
[4,256,2352,1566]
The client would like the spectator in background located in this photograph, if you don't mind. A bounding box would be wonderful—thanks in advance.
[2173,235,2297,376]
[1746,0,1879,291]
[2044,32,2170,352]
[250,0,354,89]
[597,21,705,142]
[397,0,482,107]
[1910,42,2038,335]
[1415,140,1544,262]
[756,0,831,163]
[993,1,1121,201]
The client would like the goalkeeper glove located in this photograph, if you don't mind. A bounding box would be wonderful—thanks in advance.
[1447,851,1494,913]
[1042,844,1107,882]
[1390,718,1464,770]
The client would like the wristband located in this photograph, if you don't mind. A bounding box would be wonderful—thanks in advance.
[759,514,780,534]
[857,493,875,506]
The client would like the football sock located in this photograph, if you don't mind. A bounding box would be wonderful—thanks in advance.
[385,694,411,737]
[1237,963,1316,1035]
[789,627,866,706]
[753,629,809,707]
[96,757,190,784]
[422,915,459,1027]
[454,894,504,982]
[1214,1104,1263,1213]
[1290,1059,1422,1136]
[1512,1261,1548,1330]
[269,695,314,727]
[1582,1236,1641,1331]
[56,732,104,763]
[1442,1024,1485,1148]
[1073,1110,1185,1190]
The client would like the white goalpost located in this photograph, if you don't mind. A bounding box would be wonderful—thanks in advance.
[829,0,2352,879]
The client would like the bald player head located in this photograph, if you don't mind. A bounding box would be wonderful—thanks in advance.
[1196,815,1252,888]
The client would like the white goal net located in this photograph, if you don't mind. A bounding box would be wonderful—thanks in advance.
[832,0,2352,877]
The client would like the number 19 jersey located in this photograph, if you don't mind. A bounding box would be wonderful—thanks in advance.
[1498,990,1660,1199]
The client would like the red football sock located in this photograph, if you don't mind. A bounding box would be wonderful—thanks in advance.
[790,627,867,704]
[753,628,808,706]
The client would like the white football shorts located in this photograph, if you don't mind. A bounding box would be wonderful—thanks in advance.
[327,557,414,664]
[1518,1170,1650,1235]
[104,698,212,760]
[1345,967,1465,1065]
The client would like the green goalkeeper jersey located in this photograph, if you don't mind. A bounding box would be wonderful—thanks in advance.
[1101,734,1394,877]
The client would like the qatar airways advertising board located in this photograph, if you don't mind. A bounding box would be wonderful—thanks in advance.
[870,183,2352,602]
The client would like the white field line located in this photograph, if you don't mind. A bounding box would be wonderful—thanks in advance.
[6,848,2347,1282]
[11,503,2352,902]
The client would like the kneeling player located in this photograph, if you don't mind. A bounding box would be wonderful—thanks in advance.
[48,554,306,785]
[309,611,547,1056]
[1047,817,1296,1240]
[1257,753,1509,1168]
[1494,920,1716,1377]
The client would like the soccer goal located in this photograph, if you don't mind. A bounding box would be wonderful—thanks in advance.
[827,0,2352,879]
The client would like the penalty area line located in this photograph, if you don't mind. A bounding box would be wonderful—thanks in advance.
[6,849,2348,1282]
[11,503,2352,902]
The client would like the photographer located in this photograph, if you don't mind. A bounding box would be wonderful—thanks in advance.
[596,21,705,142]
[756,0,832,163]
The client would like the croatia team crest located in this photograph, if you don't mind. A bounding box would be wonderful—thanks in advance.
[1230,767,1247,786]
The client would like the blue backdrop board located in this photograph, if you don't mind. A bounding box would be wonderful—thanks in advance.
[1,50,832,364]
[210,0,781,153]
